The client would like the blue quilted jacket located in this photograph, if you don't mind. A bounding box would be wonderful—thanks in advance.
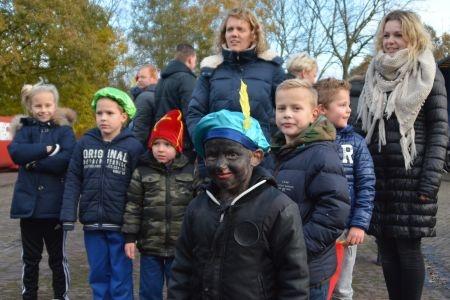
[60,128,144,231]
[187,47,285,142]
[335,125,375,230]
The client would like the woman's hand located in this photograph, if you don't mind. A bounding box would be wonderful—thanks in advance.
[124,242,136,259]
[346,227,365,245]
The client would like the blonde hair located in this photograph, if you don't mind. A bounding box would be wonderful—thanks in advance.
[286,52,318,74]
[375,10,433,62]
[216,7,268,54]
[276,79,318,107]
[21,80,59,113]
[314,78,351,108]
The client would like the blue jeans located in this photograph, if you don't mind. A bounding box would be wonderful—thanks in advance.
[84,231,133,300]
[310,279,330,300]
[139,255,173,300]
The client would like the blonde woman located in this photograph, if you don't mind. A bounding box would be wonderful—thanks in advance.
[286,52,318,84]
[358,10,448,300]
[186,7,285,144]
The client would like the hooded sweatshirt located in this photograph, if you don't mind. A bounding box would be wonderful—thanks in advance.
[60,127,144,231]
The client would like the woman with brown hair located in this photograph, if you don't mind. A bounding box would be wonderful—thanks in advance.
[186,7,285,144]
[358,10,448,300]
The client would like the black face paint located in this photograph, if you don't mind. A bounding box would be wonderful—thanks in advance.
[204,139,254,198]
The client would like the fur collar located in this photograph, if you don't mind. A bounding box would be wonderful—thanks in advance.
[200,49,280,69]
[9,107,76,138]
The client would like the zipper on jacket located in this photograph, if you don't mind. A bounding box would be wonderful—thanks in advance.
[165,168,171,253]
[99,142,109,228]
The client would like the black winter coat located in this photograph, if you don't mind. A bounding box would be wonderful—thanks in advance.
[168,167,309,300]
[154,59,197,155]
[368,68,448,238]
[132,84,157,145]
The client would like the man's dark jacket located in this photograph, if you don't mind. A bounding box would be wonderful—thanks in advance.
[168,166,309,300]
[154,60,196,154]
[132,84,157,145]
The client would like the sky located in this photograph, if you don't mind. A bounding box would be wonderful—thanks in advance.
[108,0,449,80]
[413,0,450,35]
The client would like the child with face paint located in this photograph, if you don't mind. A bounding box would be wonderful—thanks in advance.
[272,79,350,300]
[168,109,309,300]
[122,109,195,300]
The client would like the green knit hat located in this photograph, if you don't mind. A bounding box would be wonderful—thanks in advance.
[91,87,136,119]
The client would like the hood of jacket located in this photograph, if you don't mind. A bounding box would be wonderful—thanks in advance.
[200,47,282,70]
[161,59,196,79]
[9,107,77,138]
[272,115,336,156]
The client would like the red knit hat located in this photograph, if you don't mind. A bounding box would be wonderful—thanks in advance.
[148,109,184,153]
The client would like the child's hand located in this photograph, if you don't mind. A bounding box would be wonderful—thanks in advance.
[124,242,136,259]
[419,195,429,202]
[346,227,365,245]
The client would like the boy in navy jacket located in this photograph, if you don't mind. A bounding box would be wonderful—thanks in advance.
[8,82,76,300]
[273,79,350,300]
[60,87,144,299]
[316,78,375,300]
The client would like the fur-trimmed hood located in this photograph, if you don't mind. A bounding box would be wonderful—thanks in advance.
[9,107,77,138]
[200,48,281,70]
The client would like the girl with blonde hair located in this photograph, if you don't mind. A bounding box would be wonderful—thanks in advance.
[8,81,76,299]
[358,10,448,300]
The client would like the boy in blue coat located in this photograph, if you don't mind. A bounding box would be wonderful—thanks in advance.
[316,78,375,300]
[273,79,350,300]
[60,87,144,299]
[8,82,76,300]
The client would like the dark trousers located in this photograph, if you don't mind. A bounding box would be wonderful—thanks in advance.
[20,218,69,300]
[378,237,424,300]
[139,255,174,300]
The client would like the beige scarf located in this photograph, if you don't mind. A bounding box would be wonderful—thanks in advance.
[357,48,436,170]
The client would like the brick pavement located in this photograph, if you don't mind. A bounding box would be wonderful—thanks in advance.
[0,171,449,299]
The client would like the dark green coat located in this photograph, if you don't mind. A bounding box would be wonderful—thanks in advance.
[122,152,195,257]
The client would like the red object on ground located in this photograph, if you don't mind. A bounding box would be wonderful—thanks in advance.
[327,241,346,300]
[0,116,18,171]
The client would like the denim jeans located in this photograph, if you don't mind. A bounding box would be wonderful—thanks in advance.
[139,255,174,300]
[332,244,357,300]
[310,279,330,300]
[378,237,424,300]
